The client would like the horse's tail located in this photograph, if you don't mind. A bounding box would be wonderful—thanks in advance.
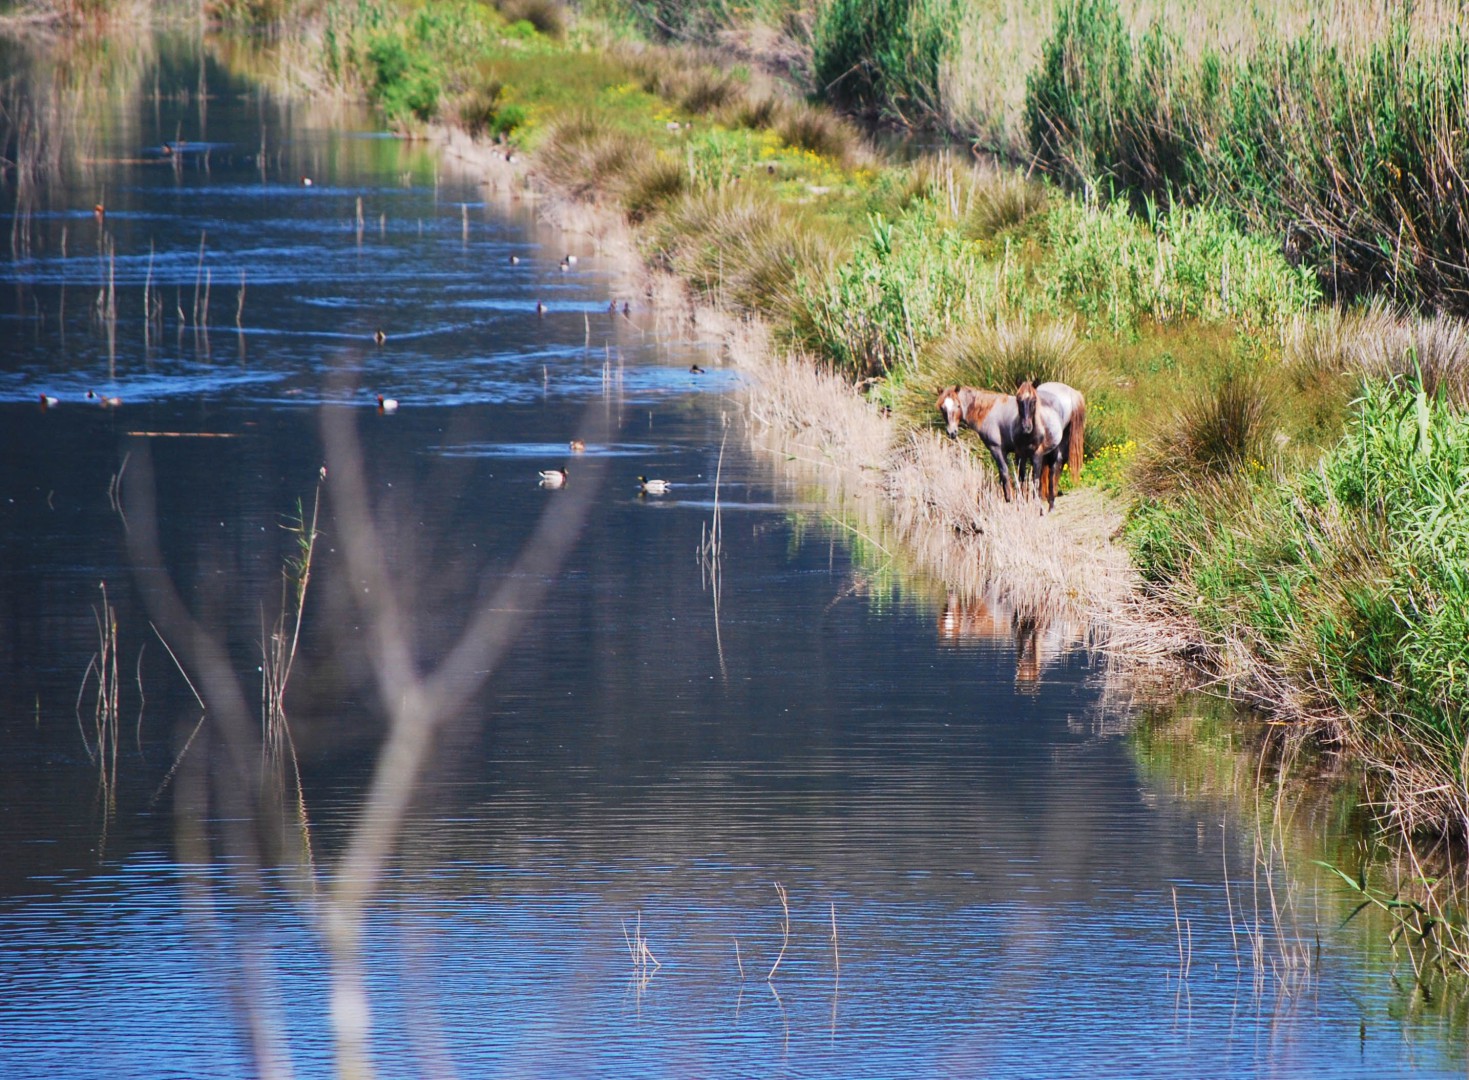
[1068,393,1086,482]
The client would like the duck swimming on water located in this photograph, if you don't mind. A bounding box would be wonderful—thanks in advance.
[376,394,399,413]
[539,468,568,488]
[637,476,671,495]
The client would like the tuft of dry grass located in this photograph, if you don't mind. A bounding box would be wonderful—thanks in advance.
[618,153,687,222]
[964,169,1049,237]
[647,186,840,317]
[773,100,864,169]
[532,112,653,200]
[723,91,783,130]
[1132,375,1275,493]
[1287,301,1469,407]
[901,318,1085,428]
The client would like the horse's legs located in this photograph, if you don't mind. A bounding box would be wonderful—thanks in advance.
[988,445,1013,501]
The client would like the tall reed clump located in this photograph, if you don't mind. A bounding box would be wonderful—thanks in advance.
[812,0,957,124]
[1197,25,1469,308]
[1022,0,1469,312]
[1024,0,1197,209]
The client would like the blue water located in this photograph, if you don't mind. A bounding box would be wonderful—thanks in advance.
[0,31,1460,1080]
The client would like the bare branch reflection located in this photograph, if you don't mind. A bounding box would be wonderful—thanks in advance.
[121,365,611,1076]
[317,375,609,1076]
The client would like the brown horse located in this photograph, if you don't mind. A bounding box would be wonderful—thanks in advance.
[936,384,1032,501]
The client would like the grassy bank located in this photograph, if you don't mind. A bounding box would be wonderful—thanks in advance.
[175,0,1468,856]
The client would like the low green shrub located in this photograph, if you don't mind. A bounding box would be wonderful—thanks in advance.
[794,207,993,378]
[366,35,442,122]
[496,0,567,40]
[1127,377,1469,814]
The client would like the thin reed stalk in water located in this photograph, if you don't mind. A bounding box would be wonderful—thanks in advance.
[699,425,727,580]
[734,936,745,980]
[830,901,840,975]
[144,241,155,342]
[75,583,122,811]
[262,481,322,761]
[768,881,790,981]
[1171,885,1192,979]
[235,270,246,328]
[621,910,661,983]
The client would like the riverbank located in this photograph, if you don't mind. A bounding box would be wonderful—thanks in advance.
[431,117,1167,676]
[268,0,1469,843]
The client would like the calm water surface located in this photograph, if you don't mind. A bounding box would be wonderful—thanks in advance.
[0,33,1460,1079]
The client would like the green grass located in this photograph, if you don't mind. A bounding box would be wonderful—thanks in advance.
[1124,376,1469,809]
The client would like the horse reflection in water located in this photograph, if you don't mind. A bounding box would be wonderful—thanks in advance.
[937,592,1079,690]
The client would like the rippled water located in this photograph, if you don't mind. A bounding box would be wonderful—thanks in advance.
[0,32,1462,1080]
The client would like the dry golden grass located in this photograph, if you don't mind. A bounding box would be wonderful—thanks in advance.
[647,185,840,316]
[1287,301,1469,406]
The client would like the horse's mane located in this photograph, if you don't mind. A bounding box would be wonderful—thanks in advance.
[956,385,1007,426]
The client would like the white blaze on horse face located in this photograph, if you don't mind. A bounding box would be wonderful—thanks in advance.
[941,394,962,436]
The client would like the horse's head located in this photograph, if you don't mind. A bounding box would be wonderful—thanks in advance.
[936,385,964,438]
[1015,380,1037,438]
